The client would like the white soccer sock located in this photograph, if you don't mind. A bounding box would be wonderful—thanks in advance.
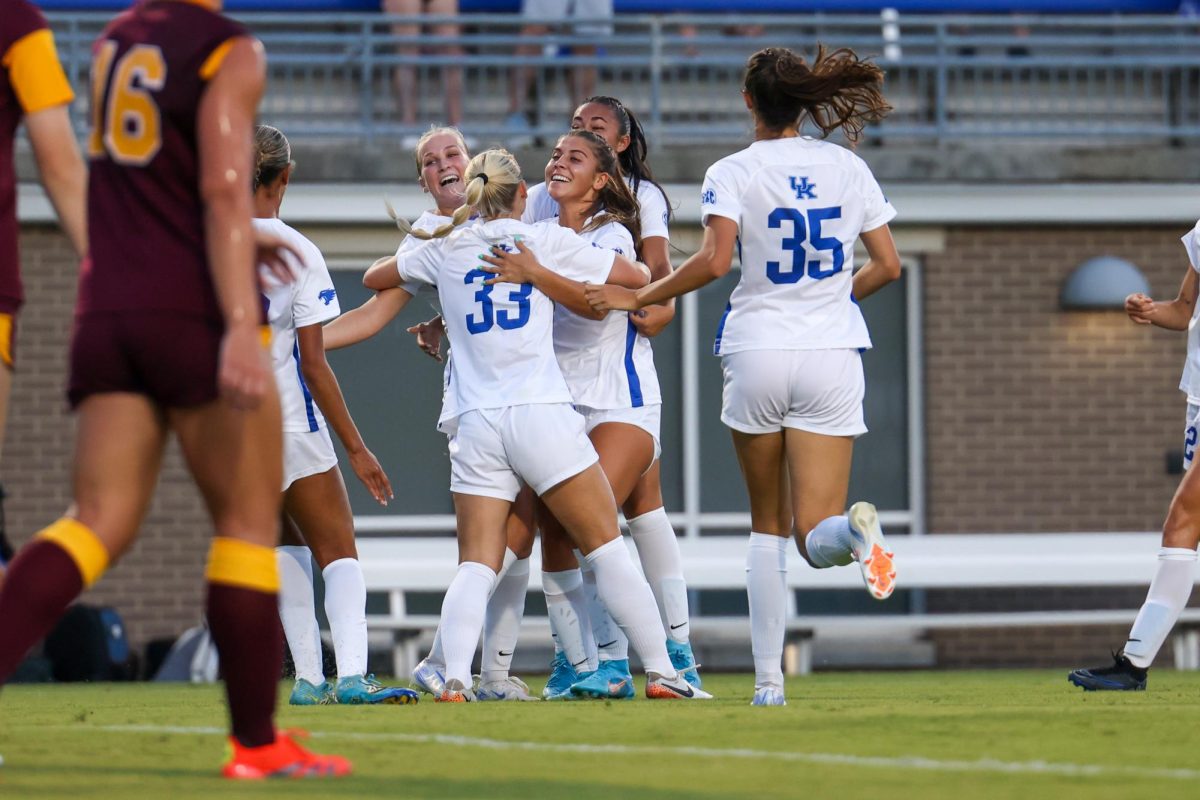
[804,515,854,568]
[322,557,368,679]
[584,538,674,676]
[747,532,789,689]
[544,568,598,672]
[629,507,691,644]
[427,549,518,671]
[276,546,324,685]
[439,561,497,687]
[481,556,530,684]
[576,549,629,661]
[1124,547,1198,669]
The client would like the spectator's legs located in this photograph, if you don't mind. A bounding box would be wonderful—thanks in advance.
[385,0,422,127]
[427,0,463,127]
[508,24,548,118]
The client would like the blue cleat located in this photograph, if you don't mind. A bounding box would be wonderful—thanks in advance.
[667,639,702,689]
[751,685,787,706]
[1068,653,1147,691]
[335,674,419,705]
[411,658,446,697]
[542,651,579,700]
[289,677,334,706]
[569,658,635,700]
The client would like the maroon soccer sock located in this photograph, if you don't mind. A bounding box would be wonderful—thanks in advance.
[0,540,85,682]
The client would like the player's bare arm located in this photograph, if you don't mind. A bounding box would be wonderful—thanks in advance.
[1126,265,1197,330]
[322,285,414,350]
[851,223,903,301]
[630,234,675,337]
[25,105,86,258]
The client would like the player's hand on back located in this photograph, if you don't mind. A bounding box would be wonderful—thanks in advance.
[480,238,541,285]
[219,323,270,410]
[254,228,304,287]
[1125,292,1155,324]
[406,315,445,362]
[349,447,393,506]
[629,303,675,337]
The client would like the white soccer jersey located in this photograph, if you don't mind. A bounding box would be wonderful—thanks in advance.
[395,218,616,433]
[700,137,896,356]
[397,210,451,298]
[552,220,662,410]
[255,217,342,433]
[1180,220,1200,403]
[523,177,671,241]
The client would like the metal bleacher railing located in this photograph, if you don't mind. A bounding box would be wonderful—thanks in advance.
[45,12,1200,144]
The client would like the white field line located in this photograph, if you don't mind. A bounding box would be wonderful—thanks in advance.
[73,723,1200,782]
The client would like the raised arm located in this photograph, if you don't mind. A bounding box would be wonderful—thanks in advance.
[323,286,414,350]
[196,37,268,408]
[1126,264,1198,332]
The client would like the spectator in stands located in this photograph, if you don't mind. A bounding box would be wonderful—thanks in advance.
[383,0,463,146]
[505,0,613,144]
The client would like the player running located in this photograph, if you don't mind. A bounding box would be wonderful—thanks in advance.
[251,125,417,706]
[0,0,348,778]
[364,148,710,701]
[581,46,902,706]
[1069,219,1200,691]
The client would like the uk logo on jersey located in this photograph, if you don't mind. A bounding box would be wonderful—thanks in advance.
[701,188,716,205]
[318,288,337,306]
[790,177,817,199]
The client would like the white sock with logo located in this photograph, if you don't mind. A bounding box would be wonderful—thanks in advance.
[628,507,691,643]
[544,568,598,673]
[322,557,368,679]
[747,532,789,689]
[439,561,497,688]
[481,555,530,684]
[1124,547,1198,669]
[277,546,323,686]
[584,538,673,676]
[427,549,518,671]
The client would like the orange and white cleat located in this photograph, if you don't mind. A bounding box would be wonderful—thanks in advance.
[645,671,713,700]
[435,678,475,703]
[222,729,351,779]
[848,501,897,601]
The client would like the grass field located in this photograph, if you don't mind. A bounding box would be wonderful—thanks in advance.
[0,671,1197,799]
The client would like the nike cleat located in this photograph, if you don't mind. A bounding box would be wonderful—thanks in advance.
[1068,653,1147,691]
[645,671,713,700]
[222,730,351,779]
[436,678,476,703]
[411,657,446,697]
[335,674,419,705]
[569,658,635,700]
[288,678,334,706]
[848,501,896,600]
[475,675,539,701]
[542,651,580,700]
[666,639,703,690]
[751,685,787,706]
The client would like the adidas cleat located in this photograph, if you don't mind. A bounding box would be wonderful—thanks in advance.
[222,730,351,779]
[848,501,896,600]
[288,678,334,706]
[436,678,476,703]
[411,657,446,697]
[666,639,703,690]
[751,685,787,706]
[335,674,419,705]
[475,675,539,701]
[1068,653,1147,691]
[645,671,713,700]
[542,651,580,700]
[569,658,635,700]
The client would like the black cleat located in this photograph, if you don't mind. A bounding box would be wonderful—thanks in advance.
[1068,652,1148,691]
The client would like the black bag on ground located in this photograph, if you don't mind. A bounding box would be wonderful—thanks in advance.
[44,604,137,682]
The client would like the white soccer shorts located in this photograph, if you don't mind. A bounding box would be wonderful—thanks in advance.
[576,402,662,462]
[282,426,339,491]
[720,348,867,437]
[448,403,599,501]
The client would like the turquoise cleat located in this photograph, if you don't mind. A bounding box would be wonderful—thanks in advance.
[335,674,419,705]
[542,651,579,700]
[666,639,702,689]
[569,658,635,700]
[289,677,334,706]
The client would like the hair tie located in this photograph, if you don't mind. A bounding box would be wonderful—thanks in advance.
[477,173,489,186]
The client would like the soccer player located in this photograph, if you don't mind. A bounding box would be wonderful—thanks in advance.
[251,124,417,706]
[521,99,701,698]
[0,0,88,573]
[581,46,902,706]
[364,148,710,701]
[1068,219,1200,691]
[0,0,348,778]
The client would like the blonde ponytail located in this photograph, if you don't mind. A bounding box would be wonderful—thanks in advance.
[385,149,523,241]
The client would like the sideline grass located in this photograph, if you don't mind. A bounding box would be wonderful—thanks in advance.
[0,671,1196,799]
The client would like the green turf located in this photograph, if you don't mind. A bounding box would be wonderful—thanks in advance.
[0,671,1195,799]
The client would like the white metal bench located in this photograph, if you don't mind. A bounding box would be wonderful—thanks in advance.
[357,533,1200,677]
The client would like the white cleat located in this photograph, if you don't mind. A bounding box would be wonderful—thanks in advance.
[848,501,897,601]
[475,675,540,701]
[645,671,713,700]
[750,685,787,706]
[411,657,447,696]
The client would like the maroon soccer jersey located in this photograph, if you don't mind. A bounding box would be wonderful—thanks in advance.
[80,0,247,321]
[1,0,75,314]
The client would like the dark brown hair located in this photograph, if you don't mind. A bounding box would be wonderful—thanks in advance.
[558,129,641,249]
[577,96,669,220]
[743,46,892,143]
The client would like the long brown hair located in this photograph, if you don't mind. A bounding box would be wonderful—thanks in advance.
[559,129,641,249]
[743,45,891,144]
